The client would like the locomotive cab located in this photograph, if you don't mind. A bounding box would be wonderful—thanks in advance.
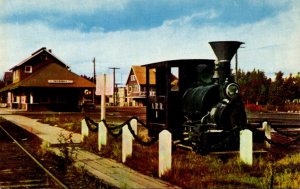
[144,59,215,139]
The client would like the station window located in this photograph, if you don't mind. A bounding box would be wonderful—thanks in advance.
[57,95,66,103]
[49,95,57,103]
[128,86,132,92]
[40,53,47,60]
[40,96,49,103]
[24,66,32,73]
[133,85,139,92]
[13,96,18,103]
[171,67,179,91]
[130,75,135,81]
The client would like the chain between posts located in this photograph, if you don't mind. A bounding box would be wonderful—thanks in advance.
[247,123,300,147]
[84,116,158,146]
[84,116,300,150]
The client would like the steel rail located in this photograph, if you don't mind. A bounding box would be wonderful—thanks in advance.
[0,125,69,189]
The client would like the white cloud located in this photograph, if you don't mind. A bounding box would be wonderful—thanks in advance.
[1,1,300,81]
[163,10,219,27]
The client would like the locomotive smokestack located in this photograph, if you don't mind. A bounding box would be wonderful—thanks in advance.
[209,41,244,62]
[209,41,244,84]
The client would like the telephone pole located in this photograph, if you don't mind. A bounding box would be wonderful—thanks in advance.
[93,58,96,83]
[109,67,120,106]
[92,58,96,104]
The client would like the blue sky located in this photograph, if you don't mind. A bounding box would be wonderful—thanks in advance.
[0,0,299,83]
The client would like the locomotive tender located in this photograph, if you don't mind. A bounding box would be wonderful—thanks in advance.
[144,41,247,153]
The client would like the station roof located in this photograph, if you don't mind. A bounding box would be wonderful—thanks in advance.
[0,63,95,92]
[10,47,69,71]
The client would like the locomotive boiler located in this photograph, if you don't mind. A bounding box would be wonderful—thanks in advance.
[144,41,246,153]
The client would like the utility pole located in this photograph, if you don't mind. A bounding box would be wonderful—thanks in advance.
[235,52,238,83]
[109,67,120,106]
[235,46,244,83]
[93,57,96,83]
[92,58,96,104]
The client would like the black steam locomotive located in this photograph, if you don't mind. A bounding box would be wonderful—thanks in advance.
[144,41,247,153]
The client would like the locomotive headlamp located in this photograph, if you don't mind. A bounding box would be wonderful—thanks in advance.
[225,83,239,98]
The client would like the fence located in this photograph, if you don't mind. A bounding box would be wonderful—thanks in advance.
[81,117,300,172]
[82,116,170,177]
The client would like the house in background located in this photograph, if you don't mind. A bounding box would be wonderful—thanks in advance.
[0,47,95,111]
[125,66,156,106]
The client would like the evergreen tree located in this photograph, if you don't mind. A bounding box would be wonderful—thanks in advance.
[268,71,285,106]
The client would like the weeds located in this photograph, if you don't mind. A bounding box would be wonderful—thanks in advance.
[29,113,300,189]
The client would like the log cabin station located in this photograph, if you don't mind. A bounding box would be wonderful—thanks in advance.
[0,47,95,111]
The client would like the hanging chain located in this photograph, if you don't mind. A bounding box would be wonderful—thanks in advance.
[247,123,300,147]
[84,116,300,150]
[84,116,158,146]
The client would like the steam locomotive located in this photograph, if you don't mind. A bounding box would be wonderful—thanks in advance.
[144,41,247,153]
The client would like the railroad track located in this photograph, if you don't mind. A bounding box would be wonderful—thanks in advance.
[247,112,300,127]
[0,123,68,189]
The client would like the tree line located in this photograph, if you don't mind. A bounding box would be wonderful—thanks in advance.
[1,70,299,111]
[237,69,300,111]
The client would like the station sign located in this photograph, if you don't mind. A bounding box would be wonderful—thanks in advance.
[48,80,74,84]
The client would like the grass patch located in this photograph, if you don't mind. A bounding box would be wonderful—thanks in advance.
[26,113,300,189]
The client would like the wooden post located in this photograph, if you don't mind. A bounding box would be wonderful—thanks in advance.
[101,74,106,120]
[263,121,271,148]
[98,121,107,151]
[159,130,172,177]
[30,92,33,104]
[122,124,132,163]
[240,129,253,165]
[81,119,89,142]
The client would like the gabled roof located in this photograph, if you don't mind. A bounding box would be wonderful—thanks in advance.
[10,47,69,70]
[126,66,155,85]
[0,63,95,92]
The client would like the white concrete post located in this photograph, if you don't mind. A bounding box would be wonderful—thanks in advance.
[240,129,253,166]
[263,121,271,148]
[98,121,107,151]
[122,124,132,163]
[129,118,138,139]
[159,130,172,177]
[81,119,89,142]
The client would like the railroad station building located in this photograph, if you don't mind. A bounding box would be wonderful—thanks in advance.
[0,47,95,111]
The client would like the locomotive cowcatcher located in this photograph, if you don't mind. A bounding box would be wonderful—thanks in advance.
[144,41,247,153]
